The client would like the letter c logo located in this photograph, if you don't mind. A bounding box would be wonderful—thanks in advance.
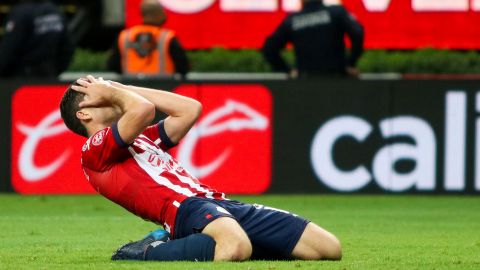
[310,116,372,191]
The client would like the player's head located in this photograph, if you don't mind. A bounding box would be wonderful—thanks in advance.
[60,83,88,137]
[141,0,167,26]
[60,81,122,138]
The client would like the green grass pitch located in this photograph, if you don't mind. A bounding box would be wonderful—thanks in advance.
[0,194,479,270]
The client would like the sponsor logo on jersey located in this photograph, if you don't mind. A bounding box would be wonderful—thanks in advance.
[92,130,105,146]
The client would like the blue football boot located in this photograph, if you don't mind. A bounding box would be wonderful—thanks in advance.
[111,229,170,261]
[144,229,170,242]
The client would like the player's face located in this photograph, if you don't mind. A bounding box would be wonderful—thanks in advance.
[91,106,122,126]
[78,105,122,129]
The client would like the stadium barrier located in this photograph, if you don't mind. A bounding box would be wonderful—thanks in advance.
[1,78,480,194]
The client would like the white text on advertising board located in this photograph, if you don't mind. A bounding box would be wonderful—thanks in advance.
[158,0,480,13]
[310,91,480,192]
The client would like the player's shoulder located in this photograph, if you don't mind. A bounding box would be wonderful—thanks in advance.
[80,127,120,170]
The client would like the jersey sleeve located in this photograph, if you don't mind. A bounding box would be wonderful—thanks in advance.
[81,124,130,172]
[142,120,178,151]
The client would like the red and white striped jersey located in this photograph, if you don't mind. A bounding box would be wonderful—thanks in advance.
[81,121,225,236]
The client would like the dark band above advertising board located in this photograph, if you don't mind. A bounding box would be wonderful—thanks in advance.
[126,0,480,49]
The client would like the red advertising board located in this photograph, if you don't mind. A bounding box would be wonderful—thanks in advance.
[11,85,272,194]
[11,86,94,194]
[126,0,480,49]
[172,85,272,194]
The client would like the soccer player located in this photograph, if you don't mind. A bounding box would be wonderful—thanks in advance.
[60,75,342,262]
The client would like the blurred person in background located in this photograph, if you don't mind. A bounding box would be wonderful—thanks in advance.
[0,0,74,78]
[107,0,189,78]
[262,0,364,78]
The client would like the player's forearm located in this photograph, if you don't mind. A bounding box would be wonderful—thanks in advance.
[124,85,201,144]
[111,86,156,143]
[110,86,151,113]
[125,85,202,120]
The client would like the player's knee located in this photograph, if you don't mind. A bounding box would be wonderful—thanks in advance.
[326,236,342,260]
[316,235,342,260]
[217,236,252,261]
[230,237,252,261]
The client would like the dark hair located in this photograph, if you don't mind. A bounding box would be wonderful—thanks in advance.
[60,83,88,137]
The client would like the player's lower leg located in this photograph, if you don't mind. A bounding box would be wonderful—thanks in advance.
[145,233,215,261]
[111,230,216,262]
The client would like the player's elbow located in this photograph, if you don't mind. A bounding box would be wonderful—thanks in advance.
[189,100,202,122]
[183,99,202,123]
[137,101,156,125]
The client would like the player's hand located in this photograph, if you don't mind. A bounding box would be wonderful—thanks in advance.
[72,75,115,108]
[107,80,128,90]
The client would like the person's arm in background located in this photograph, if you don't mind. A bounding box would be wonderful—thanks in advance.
[261,18,291,74]
[336,6,364,76]
[169,37,190,76]
[106,38,123,74]
[0,7,28,76]
[57,26,75,74]
[108,81,201,144]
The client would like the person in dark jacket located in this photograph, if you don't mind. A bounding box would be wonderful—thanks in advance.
[0,0,74,78]
[262,0,364,78]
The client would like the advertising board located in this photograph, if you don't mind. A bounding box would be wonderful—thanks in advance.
[8,84,272,194]
[2,79,480,194]
[126,0,480,49]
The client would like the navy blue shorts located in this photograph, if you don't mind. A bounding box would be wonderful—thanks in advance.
[173,197,309,260]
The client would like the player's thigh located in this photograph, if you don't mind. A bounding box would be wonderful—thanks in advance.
[202,217,252,261]
[202,216,250,244]
[236,204,309,260]
[291,222,342,260]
